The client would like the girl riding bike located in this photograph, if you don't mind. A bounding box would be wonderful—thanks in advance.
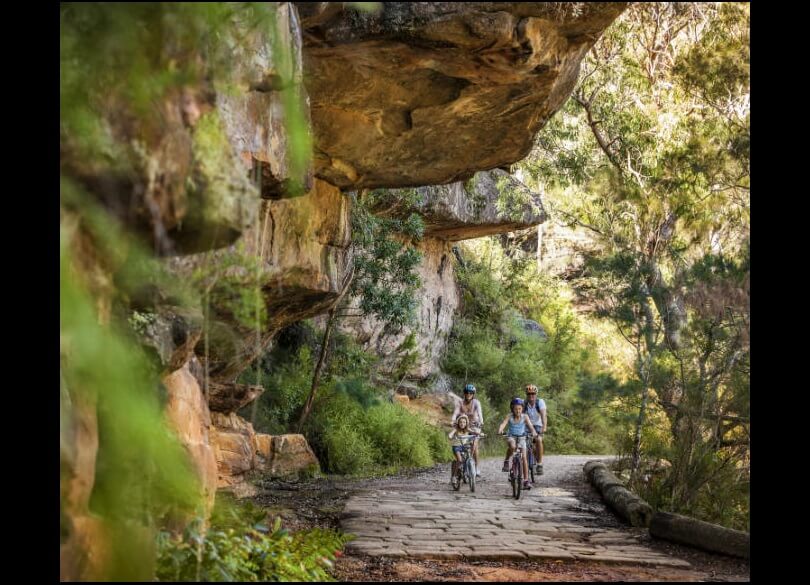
[448,414,471,470]
[498,397,538,491]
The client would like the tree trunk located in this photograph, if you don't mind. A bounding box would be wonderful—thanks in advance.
[296,261,355,432]
[584,461,654,527]
[631,352,653,479]
[649,511,749,558]
[297,306,337,433]
[536,223,543,270]
[631,387,648,478]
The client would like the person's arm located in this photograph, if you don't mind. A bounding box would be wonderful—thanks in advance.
[539,399,547,431]
[448,428,457,439]
[498,415,509,434]
[450,401,461,426]
[475,399,484,427]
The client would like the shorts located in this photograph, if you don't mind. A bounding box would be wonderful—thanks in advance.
[507,435,527,450]
[533,425,544,438]
[452,445,465,455]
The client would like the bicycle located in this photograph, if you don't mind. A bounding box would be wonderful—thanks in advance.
[523,433,535,483]
[450,434,484,493]
[502,433,528,499]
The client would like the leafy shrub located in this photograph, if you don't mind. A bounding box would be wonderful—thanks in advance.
[306,384,451,475]
[156,518,349,582]
[365,402,434,469]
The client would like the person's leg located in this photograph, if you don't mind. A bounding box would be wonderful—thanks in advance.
[521,443,532,488]
[538,434,544,463]
[472,438,481,475]
[521,446,529,479]
[503,438,515,471]
[533,429,541,462]
[452,449,464,477]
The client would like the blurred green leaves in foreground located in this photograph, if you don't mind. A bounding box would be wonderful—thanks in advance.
[61,180,201,580]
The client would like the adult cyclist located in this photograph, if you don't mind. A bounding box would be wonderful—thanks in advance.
[451,383,483,478]
[524,384,547,475]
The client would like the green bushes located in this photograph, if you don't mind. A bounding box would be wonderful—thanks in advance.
[240,346,314,435]
[156,496,350,582]
[239,320,451,476]
[307,385,451,476]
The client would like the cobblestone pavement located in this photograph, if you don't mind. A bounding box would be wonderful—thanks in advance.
[341,455,691,567]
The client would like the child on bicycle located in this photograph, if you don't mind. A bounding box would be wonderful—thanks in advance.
[498,397,538,491]
[448,414,472,478]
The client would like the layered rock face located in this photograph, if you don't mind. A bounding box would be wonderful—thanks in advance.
[342,169,543,380]
[166,178,351,383]
[162,363,219,513]
[503,220,600,278]
[297,2,627,188]
[411,168,546,240]
[340,236,459,379]
[210,412,320,493]
[217,3,313,198]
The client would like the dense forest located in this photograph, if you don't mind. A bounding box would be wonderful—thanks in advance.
[61,2,748,581]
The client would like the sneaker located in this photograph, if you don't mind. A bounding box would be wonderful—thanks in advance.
[523,481,532,490]
[502,461,510,472]
[476,471,481,478]
[536,464,544,475]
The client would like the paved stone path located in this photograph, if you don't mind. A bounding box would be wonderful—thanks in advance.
[341,455,691,567]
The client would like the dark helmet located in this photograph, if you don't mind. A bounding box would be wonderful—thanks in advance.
[463,383,476,394]
[510,397,524,409]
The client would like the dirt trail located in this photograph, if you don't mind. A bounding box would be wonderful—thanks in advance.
[249,455,749,581]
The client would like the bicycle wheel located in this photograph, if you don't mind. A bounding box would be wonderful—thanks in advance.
[467,459,476,493]
[514,457,522,500]
[529,449,536,484]
[451,462,461,491]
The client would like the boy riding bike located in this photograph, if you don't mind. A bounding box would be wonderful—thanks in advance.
[451,383,483,478]
[524,384,547,475]
[498,397,538,491]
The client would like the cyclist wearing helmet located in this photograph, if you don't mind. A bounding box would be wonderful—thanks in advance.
[524,384,547,475]
[498,397,538,491]
[451,383,484,477]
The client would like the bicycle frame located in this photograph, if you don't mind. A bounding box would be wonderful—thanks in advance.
[450,434,484,492]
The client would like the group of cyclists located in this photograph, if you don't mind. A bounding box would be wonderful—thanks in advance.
[448,383,547,491]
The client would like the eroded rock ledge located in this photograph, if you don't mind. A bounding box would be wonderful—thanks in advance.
[297,2,627,189]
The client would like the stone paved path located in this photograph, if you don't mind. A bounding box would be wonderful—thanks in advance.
[341,455,691,567]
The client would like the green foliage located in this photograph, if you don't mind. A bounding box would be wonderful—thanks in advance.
[306,384,451,476]
[241,346,313,435]
[156,498,350,581]
[515,2,749,529]
[242,327,380,434]
[495,175,533,221]
[444,239,619,455]
[61,181,201,580]
[350,191,424,333]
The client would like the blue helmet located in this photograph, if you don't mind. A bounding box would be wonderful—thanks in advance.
[510,397,524,409]
[463,383,476,394]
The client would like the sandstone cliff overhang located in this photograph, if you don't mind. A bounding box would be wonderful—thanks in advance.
[415,169,546,240]
[296,2,627,189]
